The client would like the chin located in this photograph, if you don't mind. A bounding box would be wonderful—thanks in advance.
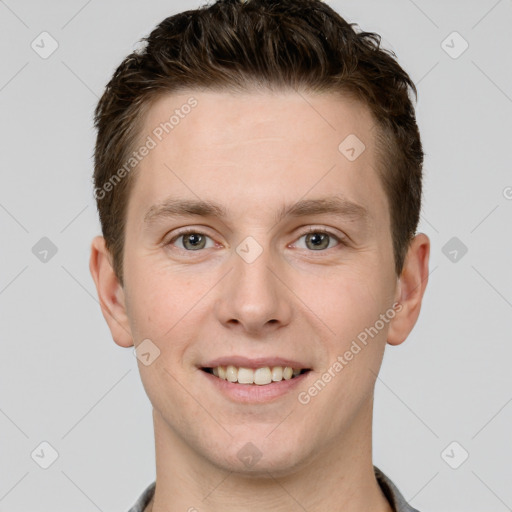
[206,439,306,478]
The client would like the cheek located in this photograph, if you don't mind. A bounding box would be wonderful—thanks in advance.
[126,266,215,372]
[301,264,388,339]
[124,266,181,345]
[303,271,390,421]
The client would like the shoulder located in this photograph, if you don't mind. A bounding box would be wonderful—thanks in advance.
[374,466,421,512]
[126,481,156,512]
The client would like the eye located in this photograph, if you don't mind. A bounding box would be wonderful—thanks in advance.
[293,228,344,251]
[165,227,346,253]
[167,229,216,251]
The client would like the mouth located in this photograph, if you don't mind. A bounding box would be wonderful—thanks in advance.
[200,365,311,386]
[200,364,312,404]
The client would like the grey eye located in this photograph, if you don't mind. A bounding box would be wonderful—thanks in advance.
[306,232,330,250]
[168,231,215,251]
[296,231,340,251]
[181,233,208,250]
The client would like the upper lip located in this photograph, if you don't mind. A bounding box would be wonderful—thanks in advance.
[200,356,311,370]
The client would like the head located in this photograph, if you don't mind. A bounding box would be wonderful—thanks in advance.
[92,0,424,286]
[90,0,429,477]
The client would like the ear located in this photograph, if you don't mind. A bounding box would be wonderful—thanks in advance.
[387,233,430,346]
[89,235,134,348]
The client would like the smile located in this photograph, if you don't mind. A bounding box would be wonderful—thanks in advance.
[201,365,311,385]
[200,365,312,404]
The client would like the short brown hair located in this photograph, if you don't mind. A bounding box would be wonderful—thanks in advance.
[93,0,423,286]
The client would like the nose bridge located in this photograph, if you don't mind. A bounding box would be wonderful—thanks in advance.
[216,236,291,331]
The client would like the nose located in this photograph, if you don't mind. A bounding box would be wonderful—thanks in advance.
[214,241,292,336]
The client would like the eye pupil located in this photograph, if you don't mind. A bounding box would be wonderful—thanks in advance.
[306,232,329,250]
[184,233,205,250]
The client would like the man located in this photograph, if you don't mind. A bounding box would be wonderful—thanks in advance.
[89,1,430,510]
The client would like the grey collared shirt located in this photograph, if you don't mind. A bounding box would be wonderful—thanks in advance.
[127,466,420,512]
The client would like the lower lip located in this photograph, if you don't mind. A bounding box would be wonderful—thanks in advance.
[199,369,311,404]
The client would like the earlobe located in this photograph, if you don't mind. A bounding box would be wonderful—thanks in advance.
[386,233,430,347]
[89,236,134,348]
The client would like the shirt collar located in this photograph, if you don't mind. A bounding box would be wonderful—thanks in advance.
[127,466,420,512]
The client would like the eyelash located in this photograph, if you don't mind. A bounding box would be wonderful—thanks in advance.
[166,227,346,253]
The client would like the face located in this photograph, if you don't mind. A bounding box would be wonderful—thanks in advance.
[92,89,425,477]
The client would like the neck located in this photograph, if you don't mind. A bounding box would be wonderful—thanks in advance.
[147,398,393,512]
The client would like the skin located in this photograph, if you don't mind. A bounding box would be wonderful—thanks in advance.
[90,89,430,512]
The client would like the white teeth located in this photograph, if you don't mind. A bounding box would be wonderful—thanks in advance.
[237,367,254,384]
[226,365,238,382]
[207,365,306,385]
[271,366,283,381]
[254,367,272,385]
[283,367,293,380]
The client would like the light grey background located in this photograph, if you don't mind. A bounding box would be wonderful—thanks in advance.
[1,0,511,510]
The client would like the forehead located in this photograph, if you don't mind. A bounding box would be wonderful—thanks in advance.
[143,88,375,156]
[128,88,387,231]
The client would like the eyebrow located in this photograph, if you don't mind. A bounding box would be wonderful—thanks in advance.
[144,195,370,228]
